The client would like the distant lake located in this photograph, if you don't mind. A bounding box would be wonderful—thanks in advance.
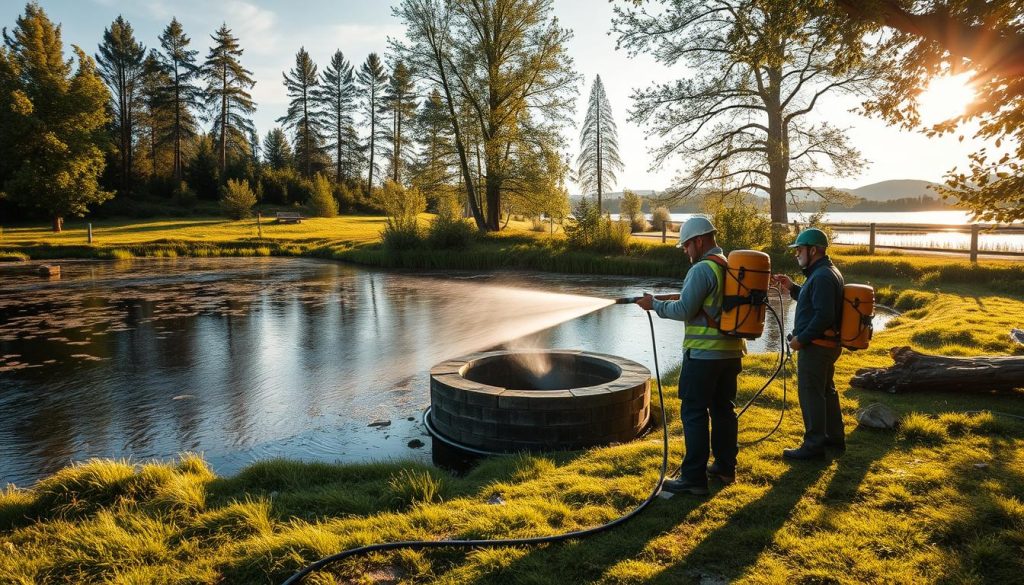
[615,211,1024,254]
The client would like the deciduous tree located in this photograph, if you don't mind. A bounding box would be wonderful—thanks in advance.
[614,0,881,224]
[831,0,1024,222]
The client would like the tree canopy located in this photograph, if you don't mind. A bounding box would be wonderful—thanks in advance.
[833,0,1024,222]
[577,74,623,211]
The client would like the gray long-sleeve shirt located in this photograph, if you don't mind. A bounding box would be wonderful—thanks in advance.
[652,247,746,360]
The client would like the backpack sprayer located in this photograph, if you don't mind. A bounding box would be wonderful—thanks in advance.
[282,251,874,584]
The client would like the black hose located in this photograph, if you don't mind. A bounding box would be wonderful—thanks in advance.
[280,311,671,585]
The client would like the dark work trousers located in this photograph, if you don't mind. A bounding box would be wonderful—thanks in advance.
[796,344,845,450]
[677,351,742,486]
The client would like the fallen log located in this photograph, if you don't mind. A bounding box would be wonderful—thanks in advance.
[851,346,1024,394]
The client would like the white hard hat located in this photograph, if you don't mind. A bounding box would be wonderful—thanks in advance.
[676,216,716,248]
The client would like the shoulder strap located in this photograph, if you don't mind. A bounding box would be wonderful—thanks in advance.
[698,257,727,330]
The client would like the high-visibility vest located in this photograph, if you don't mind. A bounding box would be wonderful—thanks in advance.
[683,256,746,352]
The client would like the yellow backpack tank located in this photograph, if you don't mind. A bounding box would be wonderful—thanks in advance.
[719,250,772,339]
[840,284,874,350]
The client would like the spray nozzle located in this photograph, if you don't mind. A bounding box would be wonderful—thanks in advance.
[615,294,647,304]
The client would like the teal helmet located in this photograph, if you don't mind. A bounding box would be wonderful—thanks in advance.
[788,228,829,248]
[676,216,716,248]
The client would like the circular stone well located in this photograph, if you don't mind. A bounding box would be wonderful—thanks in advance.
[428,350,651,453]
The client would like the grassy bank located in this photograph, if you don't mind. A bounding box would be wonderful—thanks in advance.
[2,280,1023,581]
[2,217,1023,583]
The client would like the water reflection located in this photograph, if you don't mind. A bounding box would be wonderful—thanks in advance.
[0,258,892,486]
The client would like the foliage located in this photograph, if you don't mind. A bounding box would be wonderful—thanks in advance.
[307,174,338,218]
[202,24,256,175]
[620,189,646,232]
[410,89,458,198]
[315,50,359,183]
[392,0,578,232]
[703,194,773,251]
[261,128,293,171]
[427,191,475,249]
[185,134,219,199]
[838,0,1024,222]
[172,181,197,208]
[219,178,256,219]
[375,180,425,250]
[613,0,881,224]
[650,206,672,232]
[277,48,324,178]
[382,60,418,184]
[564,197,632,254]
[0,3,112,232]
[576,75,623,208]
[96,15,147,192]
[155,18,201,181]
[357,52,389,192]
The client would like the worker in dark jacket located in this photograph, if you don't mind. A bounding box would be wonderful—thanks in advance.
[771,228,846,459]
[636,216,744,494]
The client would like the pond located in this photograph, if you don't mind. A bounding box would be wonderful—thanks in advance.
[0,258,892,486]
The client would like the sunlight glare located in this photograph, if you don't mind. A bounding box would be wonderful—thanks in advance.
[917,73,976,124]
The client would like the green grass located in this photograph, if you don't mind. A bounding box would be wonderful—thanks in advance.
[1,279,1022,583]
[1,217,1023,583]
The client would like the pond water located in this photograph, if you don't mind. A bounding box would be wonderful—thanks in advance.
[0,258,891,486]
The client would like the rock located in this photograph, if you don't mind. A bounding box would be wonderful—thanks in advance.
[407,416,415,421]
[1011,328,1024,346]
[407,439,424,449]
[487,494,505,505]
[856,402,900,429]
[974,462,989,470]
[368,419,391,428]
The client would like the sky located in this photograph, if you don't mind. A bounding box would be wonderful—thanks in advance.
[3,0,993,193]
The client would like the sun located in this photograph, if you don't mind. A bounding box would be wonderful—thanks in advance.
[917,72,976,124]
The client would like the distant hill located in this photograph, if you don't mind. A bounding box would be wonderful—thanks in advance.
[848,179,941,201]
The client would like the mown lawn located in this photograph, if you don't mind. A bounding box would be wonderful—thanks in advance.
[1,217,1022,583]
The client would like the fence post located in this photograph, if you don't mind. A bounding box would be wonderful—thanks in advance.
[661,225,667,243]
[87,223,93,244]
[256,212,263,239]
[969,224,979,262]
[868,222,876,255]
[791,220,800,233]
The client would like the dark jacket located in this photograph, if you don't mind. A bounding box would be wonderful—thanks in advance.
[789,255,844,345]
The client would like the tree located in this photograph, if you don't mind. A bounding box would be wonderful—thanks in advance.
[155,17,201,182]
[96,15,146,192]
[620,189,645,232]
[410,88,458,199]
[830,0,1024,223]
[1,3,111,231]
[576,75,623,212]
[613,0,881,225]
[316,50,358,183]
[383,60,418,184]
[278,47,322,178]
[203,23,256,178]
[138,53,175,181]
[394,0,578,232]
[263,127,293,170]
[357,53,389,194]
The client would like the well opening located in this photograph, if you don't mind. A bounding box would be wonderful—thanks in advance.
[428,350,651,454]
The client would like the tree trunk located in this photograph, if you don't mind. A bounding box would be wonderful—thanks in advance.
[851,346,1024,393]
[765,64,789,225]
[52,216,63,233]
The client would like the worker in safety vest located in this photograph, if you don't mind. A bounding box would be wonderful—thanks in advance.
[771,228,846,459]
[636,216,745,495]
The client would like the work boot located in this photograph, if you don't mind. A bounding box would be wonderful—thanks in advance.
[706,462,735,485]
[782,445,825,460]
[825,438,846,452]
[662,478,709,495]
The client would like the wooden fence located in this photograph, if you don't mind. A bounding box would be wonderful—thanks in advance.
[792,222,1024,261]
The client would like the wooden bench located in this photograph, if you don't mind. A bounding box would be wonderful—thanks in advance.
[275,211,303,224]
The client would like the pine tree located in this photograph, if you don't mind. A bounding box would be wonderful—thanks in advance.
[383,60,417,184]
[277,47,322,178]
[203,23,255,178]
[156,17,201,181]
[576,75,622,212]
[356,52,388,193]
[262,127,293,170]
[96,15,147,192]
[1,3,111,231]
[316,50,358,183]
[138,53,174,181]
[410,88,456,197]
